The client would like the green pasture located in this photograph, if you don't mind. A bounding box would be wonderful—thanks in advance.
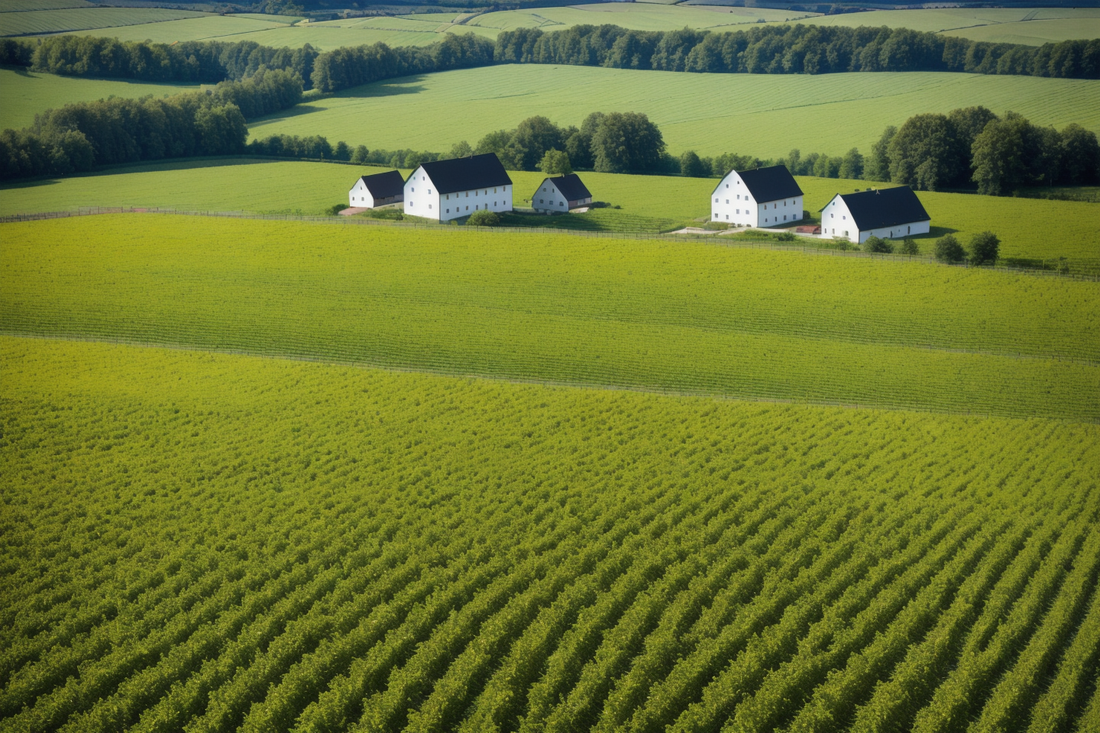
[248,66,1100,162]
[2,214,1097,419]
[0,67,200,131]
[2,158,1096,263]
[0,7,203,37]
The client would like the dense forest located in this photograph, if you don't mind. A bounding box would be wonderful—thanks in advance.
[0,69,302,180]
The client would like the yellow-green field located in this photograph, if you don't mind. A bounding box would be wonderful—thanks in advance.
[0,67,200,131]
[50,5,1100,49]
[248,66,1100,161]
[0,7,203,37]
[2,214,1097,421]
[2,159,1097,263]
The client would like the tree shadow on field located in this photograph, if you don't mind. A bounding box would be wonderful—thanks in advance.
[926,225,960,238]
[334,75,428,99]
[0,157,275,193]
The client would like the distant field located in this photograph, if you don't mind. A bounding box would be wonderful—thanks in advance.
[248,65,1100,161]
[2,215,1097,419]
[2,159,1097,263]
[0,67,200,131]
[465,4,815,34]
[0,0,92,10]
[52,5,1100,49]
[0,7,203,36]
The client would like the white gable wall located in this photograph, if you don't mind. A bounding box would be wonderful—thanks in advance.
[403,167,440,220]
[533,181,568,213]
[711,170,803,228]
[819,196,930,243]
[349,179,377,208]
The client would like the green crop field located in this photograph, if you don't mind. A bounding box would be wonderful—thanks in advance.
[248,65,1100,162]
[0,7,204,37]
[62,13,302,45]
[3,326,1100,733]
[2,214,1097,420]
[2,159,1097,263]
[0,67,200,132]
[0,0,93,11]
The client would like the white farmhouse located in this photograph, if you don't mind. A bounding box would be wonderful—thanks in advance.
[403,153,513,222]
[711,165,803,228]
[348,170,404,208]
[532,174,592,213]
[819,186,930,243]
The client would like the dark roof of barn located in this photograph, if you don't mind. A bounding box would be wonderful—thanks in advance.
[545,174,591,201]
[413,153,512,195]
[826,186,931,230]
[358,170,405,200]
[720,165,803,202]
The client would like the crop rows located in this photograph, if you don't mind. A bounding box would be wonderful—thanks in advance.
[2,337,1097,732]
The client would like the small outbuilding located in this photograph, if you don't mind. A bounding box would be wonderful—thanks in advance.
[404,153,513,222]
[819,186,930,243]
[711,165,804,228]
[348,170,404,208]
[532,174,592,213]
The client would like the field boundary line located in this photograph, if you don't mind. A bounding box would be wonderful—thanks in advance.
[2,206,1096,281]
[5,331,1097,425]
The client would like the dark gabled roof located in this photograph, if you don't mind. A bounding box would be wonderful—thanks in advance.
[412,153,512,195]
[544,173,591,201]
[719,165,802,203]
[827,186,931,231]
[358,170,404,200]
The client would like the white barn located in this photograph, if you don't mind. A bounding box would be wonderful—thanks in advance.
[711,165,803,228]
[819,186,931,243]
[403,153,513,222]
[348,170,404,208]
[532,174,592,213]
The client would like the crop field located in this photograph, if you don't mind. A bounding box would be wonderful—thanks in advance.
[465,4,815,35]
[62,14,303,46]
[2,158,1097,263]
[2,335,1099,733]
[0,0,93,11]
[0,68,200,132]
[248,65,1100,162]
[2,214,1097,421]
[0,7,204,37]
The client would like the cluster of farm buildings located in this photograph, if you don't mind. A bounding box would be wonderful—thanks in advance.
[348,152,930,243]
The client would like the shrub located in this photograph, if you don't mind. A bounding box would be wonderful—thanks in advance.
[969,231,1000,266]
[364,208,404,220]
[862,235,893,254]
[899,237,919,255]
[934,234,966,263]
[326,203,348,216]
[775,231,796,242]
[467,210,501,227]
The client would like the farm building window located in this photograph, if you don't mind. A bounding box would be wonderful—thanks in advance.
[726,200,729,205]
[494,188,498,193]
[831,214,834,219]
[539,199,544,204]
[409,201,413,207]
[428,190,432,194]
[714,213,718,219]
[725,215,729,220]
[429,204,432,209]
[411,188,415,192]
[559,201,564,207]
[446,209,450,213]
[714,198,718,203]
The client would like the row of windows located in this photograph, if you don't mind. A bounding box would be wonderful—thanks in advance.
[409,187,508,198]
[538,199,566,207]
[408,202,503,212]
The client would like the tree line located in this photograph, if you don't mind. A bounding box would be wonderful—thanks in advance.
[866,108,1100,194]
[494,24,1099,79]
[0,35,319,87]
[0,69,302,180]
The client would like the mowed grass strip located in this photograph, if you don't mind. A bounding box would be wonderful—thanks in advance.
[2,215,1096,419]
[0,68,201,131]
[247,65,1100,162]
[1,159,1096,263]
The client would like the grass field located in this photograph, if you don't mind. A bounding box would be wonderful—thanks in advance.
[53,5,1100,48]
[0,67,200,131]
[248,65,1100,162]
[0,7,203,37]
[2,214,1097,420]
[2,335,1098,733]
[2,158,1097,263]
[0,0,93,10]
